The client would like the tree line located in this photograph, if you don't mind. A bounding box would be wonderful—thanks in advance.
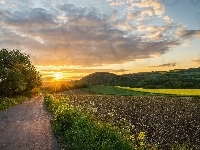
[77,69,200,89]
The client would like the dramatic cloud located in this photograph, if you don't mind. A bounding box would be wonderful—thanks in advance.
[149,62,176,68]
[0,0,199,67]
[41,69,129,73]
[191,60,200,64]
[177,29,200,38]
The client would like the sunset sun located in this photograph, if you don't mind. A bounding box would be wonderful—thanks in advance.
[54,73,63,80]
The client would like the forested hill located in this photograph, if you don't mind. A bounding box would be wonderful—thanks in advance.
[79,72,130,86]
[78,67,200,89]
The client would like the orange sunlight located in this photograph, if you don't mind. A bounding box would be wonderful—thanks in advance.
[54,72,63,80]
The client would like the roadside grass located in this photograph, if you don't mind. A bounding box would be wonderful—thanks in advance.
[0,96,28,111]
[44,94,148,150]
[117,86,200,97]
[83,85,158,96]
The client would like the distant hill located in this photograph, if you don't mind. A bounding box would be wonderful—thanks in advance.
[77,67,200,89]
[79,72,130,86]
[43,67,200,92]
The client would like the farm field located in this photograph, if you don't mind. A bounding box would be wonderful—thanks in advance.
[83,85,158,96]
[46,89,200,149]
[117,86,200,96]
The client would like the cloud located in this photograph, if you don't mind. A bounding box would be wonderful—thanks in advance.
[149,62,176,68]
[163,16,172,24]
[191,60,200,64]
[177,29,200,38]
[128,0,165,16]
[41,69,129,73]
[0,0,199,67]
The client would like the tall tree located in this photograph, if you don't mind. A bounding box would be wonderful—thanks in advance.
[0,49,42,96]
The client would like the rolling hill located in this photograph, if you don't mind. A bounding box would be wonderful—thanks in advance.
[78,67,200,89]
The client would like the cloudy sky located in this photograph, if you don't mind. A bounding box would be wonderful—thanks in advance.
[0,0,200,81]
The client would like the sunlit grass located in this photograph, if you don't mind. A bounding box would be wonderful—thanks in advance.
[0,96,28,111]
[83,85,156,96]
[117,86,200,96]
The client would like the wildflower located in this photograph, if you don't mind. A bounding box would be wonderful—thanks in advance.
[139,141,145,146]
[92,108,97,113]
[138,132,146,140]
[130,134,135,141]
[108,112,114,117]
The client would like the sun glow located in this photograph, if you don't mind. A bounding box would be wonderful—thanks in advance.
[54,72,63,80]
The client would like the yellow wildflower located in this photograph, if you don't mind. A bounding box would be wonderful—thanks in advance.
[138,132,146,140]
[140,141,145,146]
[130,134,135,141]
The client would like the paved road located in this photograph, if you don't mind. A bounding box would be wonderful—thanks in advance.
[0,96,58,150]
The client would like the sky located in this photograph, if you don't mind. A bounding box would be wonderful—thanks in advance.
[0,0,200,81]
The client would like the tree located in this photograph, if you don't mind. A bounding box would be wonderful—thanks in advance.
[0,49,42,96]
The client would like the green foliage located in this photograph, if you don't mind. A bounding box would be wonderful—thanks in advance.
[77,68,200,89]
[118,87,200,96]
[29,88,41,96]
[0,49,42,96]
[44,94,138,150]
[0,96,27,111]
[79,72,130,87]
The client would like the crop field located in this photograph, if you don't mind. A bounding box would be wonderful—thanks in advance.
[117,87,200,96]
[47,90,200,149]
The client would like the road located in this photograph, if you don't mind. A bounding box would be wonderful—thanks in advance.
[0,96,58,150]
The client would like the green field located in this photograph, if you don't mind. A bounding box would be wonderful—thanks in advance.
[83,85,200,97]
[117,86,200,96]
[83,85,157,96]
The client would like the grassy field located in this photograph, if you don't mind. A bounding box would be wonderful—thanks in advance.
[83,85,158,96]
[117,86,200,96]
[45,92,200,149]
[0,96,28,111]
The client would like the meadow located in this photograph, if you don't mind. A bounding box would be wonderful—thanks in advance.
[117,86,200,96]
[45,89,200,149]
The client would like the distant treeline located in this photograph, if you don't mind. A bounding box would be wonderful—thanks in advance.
[77,67,200,89]
[43,67,200,93]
